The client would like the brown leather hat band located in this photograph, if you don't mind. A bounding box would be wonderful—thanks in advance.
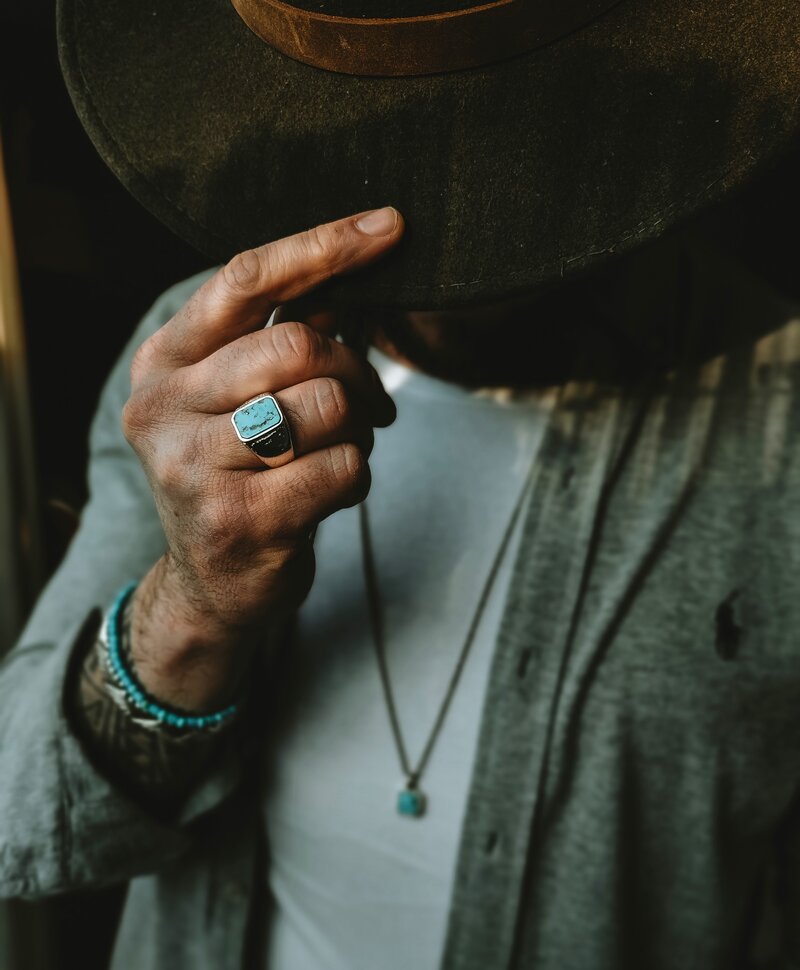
[230,0,624,76]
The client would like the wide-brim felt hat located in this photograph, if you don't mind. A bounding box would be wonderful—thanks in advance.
[57,0,800,309]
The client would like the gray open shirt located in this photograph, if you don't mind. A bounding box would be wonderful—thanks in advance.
[2,238,800,969]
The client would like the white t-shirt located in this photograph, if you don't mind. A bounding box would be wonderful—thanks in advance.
[261,346,555,969]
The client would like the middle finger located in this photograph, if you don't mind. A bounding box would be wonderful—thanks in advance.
[180,320,395,424]
[203,377,376,470]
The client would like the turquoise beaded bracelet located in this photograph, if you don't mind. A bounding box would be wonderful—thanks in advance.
[101,582,240,733]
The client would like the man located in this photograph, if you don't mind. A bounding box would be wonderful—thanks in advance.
[3,0,800,967]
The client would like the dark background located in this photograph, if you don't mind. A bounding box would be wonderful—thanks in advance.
[2,5,209,582]
[1,3,800,968]
[2,5,208,969]
[4,3,800,565]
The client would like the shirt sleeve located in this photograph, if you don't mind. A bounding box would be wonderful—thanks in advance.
[0,268,252,899]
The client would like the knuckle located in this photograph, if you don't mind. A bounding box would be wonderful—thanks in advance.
[122,375,184,443]
[121,386,156,441]
[241,331,277,373]
[314,377,351,430]
[301,223,343,271]
[149,424,205,495]
[154,449,189,495]
[194,493,240,550]
[222,249,264,294]
[332,443,370,499]
[120,396,141,440]
[272,320,324,369]
[169,430,203,475]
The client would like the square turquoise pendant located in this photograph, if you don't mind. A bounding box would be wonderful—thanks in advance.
[231,393,283,443]
[397,785,427,818]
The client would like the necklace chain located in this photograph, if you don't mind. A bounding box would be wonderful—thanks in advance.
[359,447,541,813]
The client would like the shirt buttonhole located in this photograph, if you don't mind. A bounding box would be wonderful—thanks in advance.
[714,588,744,662]
[483,830,500,856]
[516,648,533,680]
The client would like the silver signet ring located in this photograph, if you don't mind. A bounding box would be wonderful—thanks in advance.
[231,393,295,468]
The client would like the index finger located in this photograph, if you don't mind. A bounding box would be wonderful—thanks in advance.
[156,207,403,368]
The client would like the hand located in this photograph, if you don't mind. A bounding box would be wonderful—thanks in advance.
[122,207,404,709]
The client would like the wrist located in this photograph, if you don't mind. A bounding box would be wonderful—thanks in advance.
[101,583,242,730]
[128,561,260,713]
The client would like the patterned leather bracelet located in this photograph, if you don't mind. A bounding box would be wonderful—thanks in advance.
[97,582,241,737]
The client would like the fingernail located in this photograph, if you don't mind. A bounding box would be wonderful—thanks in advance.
[355,207,398,237]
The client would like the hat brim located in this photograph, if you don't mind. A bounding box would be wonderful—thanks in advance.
[57,0,800,309]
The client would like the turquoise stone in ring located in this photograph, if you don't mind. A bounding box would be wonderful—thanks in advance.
[397,785,427,818]
[231,393,284,442]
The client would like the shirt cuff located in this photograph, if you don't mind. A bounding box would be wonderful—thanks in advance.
[0,606,246,897]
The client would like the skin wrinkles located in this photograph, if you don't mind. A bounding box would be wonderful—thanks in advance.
[70,273,664,810]
[68,212,694,811]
